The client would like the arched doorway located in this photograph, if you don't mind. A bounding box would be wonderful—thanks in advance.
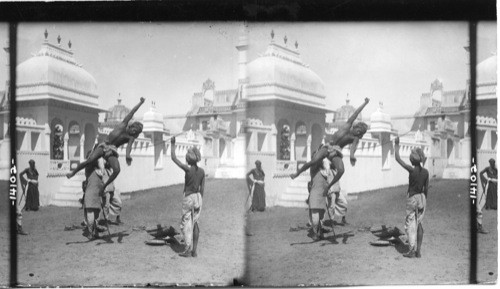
[50,118,64,160]
[84,123,96,157]
[311,123,323,157]
[67,121,81,168]
[277,119,290,160]
[295,121,307,163]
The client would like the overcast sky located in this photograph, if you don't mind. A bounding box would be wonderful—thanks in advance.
[0,22,496,119]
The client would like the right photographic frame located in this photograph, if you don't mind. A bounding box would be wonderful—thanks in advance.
[242,21,497,286]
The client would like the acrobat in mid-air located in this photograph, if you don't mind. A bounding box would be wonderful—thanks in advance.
[290,97,370,194]
[66,97,146,190]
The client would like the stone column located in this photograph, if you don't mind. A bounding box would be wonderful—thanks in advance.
[63,132,69,161]
[43,123,50,152]
[79,133,85,163]
[482,129,491,150]
[290,133,296,161]
[306,134,312,161]
[270,124,277,154]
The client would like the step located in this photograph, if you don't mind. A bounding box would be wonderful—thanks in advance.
[276,199,308,208]
[50,199,81,208]
[54,192,82,201]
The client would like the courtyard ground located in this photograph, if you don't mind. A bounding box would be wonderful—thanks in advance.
[13,179,246,287]
[0,180,11,287]
[245,179,497,286]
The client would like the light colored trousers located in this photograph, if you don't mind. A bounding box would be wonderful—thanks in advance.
[16,184,28,227]
[405,193,426,250]
[325,190,348,220]
[180,193,202,250]
[476,182,488,225]
[102,191,122,218]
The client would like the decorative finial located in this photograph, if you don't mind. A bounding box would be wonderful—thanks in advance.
[295,40,298,49]
[57,35,61,44]
[346,93,350,104]
[284,35,287,44]
[118,93,122,104]
[379,101,384,110]
[271,30,274,39]
[44,29,48,40]
[68,40,72,49]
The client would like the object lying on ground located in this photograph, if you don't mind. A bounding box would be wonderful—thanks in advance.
[369,240,394,246]
[64,224,85,231]
[146,224,179,239]
[371,225,404,239]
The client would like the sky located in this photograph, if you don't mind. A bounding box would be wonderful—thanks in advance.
[0,22,497,120]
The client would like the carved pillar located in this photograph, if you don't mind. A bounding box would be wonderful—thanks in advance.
[63,132,69,161]
[270,124,277,153]
[290,132,296,161]
[306,134,312,161]
[43,123,50,152]
[80,133,85,163]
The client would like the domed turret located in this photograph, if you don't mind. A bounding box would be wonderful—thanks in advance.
[369,102,392,133]
[477,54,497,84]
[476,54,497,100]
[16,33,99,109]
[142,101,165,132]
[246,35,327,110]
[335,95,362,123]
[106,97,131,123]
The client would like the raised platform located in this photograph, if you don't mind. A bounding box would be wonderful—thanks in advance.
[276,174,309,208]
[51,173,85,207]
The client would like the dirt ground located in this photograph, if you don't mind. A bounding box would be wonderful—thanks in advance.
[245,179,497,286]
[0,180,11,287]
[13,179,245,287]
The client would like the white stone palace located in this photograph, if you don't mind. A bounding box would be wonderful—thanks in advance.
[241,31,474,208]
[0,30,243,207]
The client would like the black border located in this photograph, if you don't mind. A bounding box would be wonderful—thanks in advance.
[0,0,496,22]
[468,21,478,284]
[1,0,495,287]
[8,23,17,287]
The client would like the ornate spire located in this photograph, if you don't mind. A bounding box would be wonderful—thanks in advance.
[57,35,61,44]
[346,93,350,105]
[271,29,274,39]
[68,40,72,49]
[295,40,298,49]
[284,35,288,45]
[44,29,48,40]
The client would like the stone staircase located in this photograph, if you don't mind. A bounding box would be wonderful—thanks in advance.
[214,165,246,179]
[51,173,85,207]
[276,174,310,208]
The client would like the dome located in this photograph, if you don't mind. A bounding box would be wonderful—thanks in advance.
[16,40,99,109]
[335,97,362,123]
[106,99,131,123]
[246,41,327,110]
[369,102,391,132]
[477,55,497,84]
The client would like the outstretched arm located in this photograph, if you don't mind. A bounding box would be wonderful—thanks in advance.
[170,137,189,172]
[395,137,413,172]
[122,97,145,125]
[349,137,360,166]
[347,97,370,125]
[125,137,135,165]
